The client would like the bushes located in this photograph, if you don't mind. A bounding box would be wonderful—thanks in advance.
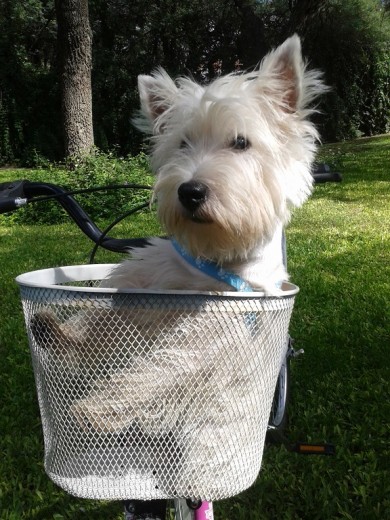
[0,150,154,225]
[302,0,390,141]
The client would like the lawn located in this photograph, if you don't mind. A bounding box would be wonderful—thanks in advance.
[0,135,389,519]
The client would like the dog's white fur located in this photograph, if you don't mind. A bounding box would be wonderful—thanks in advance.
[33,35,327,497]
[105,33,326,294]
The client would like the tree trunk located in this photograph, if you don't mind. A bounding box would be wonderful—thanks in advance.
[55,0,94,158]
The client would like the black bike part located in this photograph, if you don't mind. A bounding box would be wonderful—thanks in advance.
[312,162,331,173]
[124,499,167,520]
[0,172,341,254]
[0,180,26,197]
[88,201,151,264]
[312,163,342,183]
[266,353,291,445]
[0,197,26,213]
[312,172,342,183]
[25,181,143,253]
[0,180,151,253]
[187,498,203,510]
[0,180,28,213]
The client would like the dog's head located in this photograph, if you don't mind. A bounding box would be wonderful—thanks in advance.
[135,35,327,263]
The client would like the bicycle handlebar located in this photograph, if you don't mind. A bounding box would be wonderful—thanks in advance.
[0,197,27,213]
[312,172,342,183]
[0,181,28,212]
[0,166,341,253]
[0,180,151,252]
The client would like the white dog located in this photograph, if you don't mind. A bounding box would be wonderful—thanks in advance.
[103,33,325,295]
[32,35,326,498]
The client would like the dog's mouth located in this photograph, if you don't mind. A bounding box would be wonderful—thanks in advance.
[189,213,213,224]
[182,209,213,224]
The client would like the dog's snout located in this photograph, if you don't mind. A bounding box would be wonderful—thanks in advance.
[178,181,208,212]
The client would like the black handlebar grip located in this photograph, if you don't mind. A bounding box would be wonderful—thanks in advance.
[312,172,342,183]
[0,180,28,213]
[0,198,18,213]
[0,197,28,213]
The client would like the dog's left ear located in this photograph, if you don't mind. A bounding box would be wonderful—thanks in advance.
[260,34,305,112]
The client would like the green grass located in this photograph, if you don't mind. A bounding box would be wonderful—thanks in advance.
[0,135,389,519]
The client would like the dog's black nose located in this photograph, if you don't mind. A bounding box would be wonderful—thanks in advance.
[178,181,208,212]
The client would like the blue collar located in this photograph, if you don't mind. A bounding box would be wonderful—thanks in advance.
[172,239,253,292]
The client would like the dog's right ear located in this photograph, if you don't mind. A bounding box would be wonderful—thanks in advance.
[136,68,179,133]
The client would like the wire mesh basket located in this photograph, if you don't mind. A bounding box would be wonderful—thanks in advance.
[16,264,298,501]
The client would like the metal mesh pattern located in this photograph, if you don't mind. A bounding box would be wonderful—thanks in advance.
[17,265,297,501]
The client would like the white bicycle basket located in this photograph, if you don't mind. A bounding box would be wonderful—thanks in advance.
[16,264,298,501]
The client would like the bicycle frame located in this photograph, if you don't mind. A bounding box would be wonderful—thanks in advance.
[124,499,212,519]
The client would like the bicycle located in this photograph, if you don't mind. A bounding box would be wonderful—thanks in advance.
[0,167,340,519]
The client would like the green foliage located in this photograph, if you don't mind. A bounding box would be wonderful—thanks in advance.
[0,0,389,162]
[316,0,390,140]
[0,0,60,164]
[89,0,261,155]
[0,150,153,225]
[255,0,390,141]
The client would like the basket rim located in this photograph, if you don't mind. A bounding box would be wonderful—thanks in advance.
[16,263,299,298]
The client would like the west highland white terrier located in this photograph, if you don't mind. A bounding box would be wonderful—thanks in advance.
[31,34,327,497]
[103,34,325,294]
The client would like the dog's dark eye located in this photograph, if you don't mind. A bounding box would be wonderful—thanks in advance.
[231,135,250,151]
[180,139,190,149]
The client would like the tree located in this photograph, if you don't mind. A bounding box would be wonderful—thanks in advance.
[55,0,94,158]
